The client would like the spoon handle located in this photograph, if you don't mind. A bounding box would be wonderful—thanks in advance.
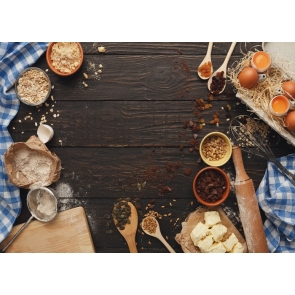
[221,42,237,68]
[206,42,213,57]
[125,235,138,253]
[1,215,34,253]
[157,235,176,253]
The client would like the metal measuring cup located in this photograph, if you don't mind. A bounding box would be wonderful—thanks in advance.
[0,187,58,253]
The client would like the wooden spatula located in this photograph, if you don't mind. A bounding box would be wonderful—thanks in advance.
[113,201,138,253]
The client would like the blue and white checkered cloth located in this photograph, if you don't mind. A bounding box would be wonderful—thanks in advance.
[256,154,295,253]
[0,42,48,243]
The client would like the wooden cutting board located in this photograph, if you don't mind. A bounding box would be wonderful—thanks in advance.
[0,206,95,253]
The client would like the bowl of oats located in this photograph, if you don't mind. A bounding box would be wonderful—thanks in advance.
[15,67,51,106]
[199,132,232,167]
[46,42,84,76]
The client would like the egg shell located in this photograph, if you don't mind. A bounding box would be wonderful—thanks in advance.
[282,80,295,100]
[284,111,295,132]
[238,67,259,89]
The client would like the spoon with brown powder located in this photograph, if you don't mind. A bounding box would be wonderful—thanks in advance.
[141,216,175,253]
[207,42,237,95]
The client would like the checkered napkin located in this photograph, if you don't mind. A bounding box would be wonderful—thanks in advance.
[0,42,48,243]
[256,154,295,253]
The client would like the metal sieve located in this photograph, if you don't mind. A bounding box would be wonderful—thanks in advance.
[0,187,58,253]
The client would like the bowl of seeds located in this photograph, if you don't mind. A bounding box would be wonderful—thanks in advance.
[46,42,84,76]
[199,131,232,167]
[15,67,51,106]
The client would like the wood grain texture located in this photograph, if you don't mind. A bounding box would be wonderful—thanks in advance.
[7,42,294,253]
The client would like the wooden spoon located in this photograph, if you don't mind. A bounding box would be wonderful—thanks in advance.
[198,42,213,80]
[141,216,175,253]
[207,42,237,94]
[113,201,138,253]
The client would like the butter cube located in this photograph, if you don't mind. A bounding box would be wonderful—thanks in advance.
[207,242,227,253]
[190,222,209,246]
[204,211,221,227]
[231,242,244,253]
[223,233,239,252]
[210,223,227,242]
[197,235,214,253]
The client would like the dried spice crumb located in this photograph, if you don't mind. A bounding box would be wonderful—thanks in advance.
[183,168,192,176]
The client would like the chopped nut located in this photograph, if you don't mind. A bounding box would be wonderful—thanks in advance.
[98,46,106,53]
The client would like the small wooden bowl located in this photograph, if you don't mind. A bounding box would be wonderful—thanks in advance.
[199,131,232,167]
[192,166,230,207]
[46,42,84,76]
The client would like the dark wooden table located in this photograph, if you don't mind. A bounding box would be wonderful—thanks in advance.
[8,42,295,252]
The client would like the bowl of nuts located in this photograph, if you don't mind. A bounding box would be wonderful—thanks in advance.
[15,67,51,106]
[199,132,232,167]
[192,166,230,207]
[46,42,84,76]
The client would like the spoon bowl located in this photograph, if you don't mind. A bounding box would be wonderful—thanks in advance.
[198,42,213,80]
[208,42,237,95]
[141,216,175,253]
[113,201,138,253]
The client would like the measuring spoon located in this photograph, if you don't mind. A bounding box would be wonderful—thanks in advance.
[198,42,213,80]
[0,187,58,253]
[141,216,175,253]
[207,42,237,95]
[113,201,138,253]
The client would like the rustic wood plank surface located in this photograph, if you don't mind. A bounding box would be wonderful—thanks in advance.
[8,42,295,253]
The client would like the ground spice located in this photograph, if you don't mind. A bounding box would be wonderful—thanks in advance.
[198,61,212,78]
[196,169,226,203]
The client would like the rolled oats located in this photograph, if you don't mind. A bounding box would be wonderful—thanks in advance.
[16,69,50,105]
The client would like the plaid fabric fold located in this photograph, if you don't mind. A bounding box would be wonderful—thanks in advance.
[0,42,49,243]
[256,154,295,252]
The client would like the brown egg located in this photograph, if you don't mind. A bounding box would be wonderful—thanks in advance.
[282,80,295,100]
[238,67,259,89]
[284,111,295,131]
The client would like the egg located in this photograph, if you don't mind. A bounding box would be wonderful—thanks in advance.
[284,111,295,131]
[238,67,259,89]
[282,80,295,100]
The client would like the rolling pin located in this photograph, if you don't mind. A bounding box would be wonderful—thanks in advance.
[232,145,269,253]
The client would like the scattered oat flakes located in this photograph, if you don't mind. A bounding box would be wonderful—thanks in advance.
[98,69,102,74]
[99,64,103,69]
[21,131,24,134]
[98,46,106,53]
[82,81,88,87]
[53,114,57,118]
[83,73,88,79]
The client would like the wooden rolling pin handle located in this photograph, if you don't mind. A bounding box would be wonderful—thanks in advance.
[232,146,269,253]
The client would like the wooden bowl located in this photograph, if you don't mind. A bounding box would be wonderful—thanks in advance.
[192,166,230,207]
[46,42,84,76]
[199,131,232,167]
